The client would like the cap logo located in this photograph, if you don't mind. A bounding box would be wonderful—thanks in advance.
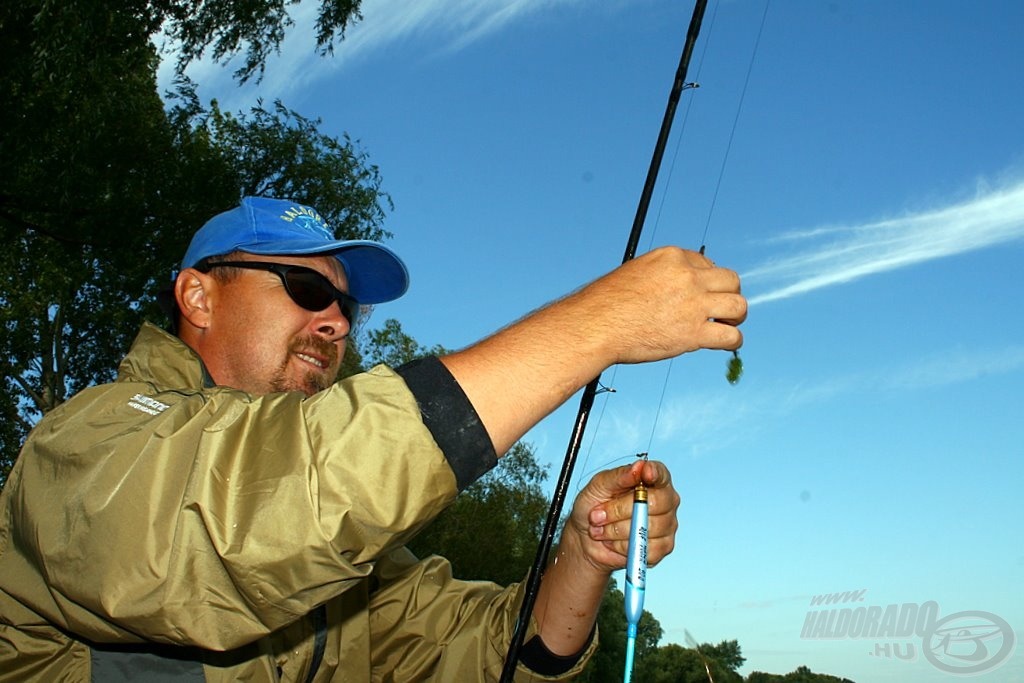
[280,205,333,240]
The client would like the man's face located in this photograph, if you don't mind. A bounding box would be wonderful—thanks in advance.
[200,253,352,397]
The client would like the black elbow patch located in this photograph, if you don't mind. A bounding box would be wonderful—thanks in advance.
[396,357,497,490]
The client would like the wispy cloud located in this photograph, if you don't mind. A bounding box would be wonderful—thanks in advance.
[615,343,1024,465]
[360,0,561,53]
[745,179,1024,306]
[884,344,1024,390]
[161,0,586,107]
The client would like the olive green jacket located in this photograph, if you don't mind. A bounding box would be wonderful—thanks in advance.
[0,324,594,681]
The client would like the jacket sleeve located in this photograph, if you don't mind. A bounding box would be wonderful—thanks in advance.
[0,360,494,651]
[367,549,597,682]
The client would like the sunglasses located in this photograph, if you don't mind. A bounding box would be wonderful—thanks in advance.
[198,260,360,326]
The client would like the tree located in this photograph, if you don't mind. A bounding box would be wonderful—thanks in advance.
[632,637,745,683]
[358,318,448,371]
[160,0,365,84]
[407,441,551,586]
[699,639,746,674]
[745,667,855,683]
[635,643,707,683]
[0,0,385,486]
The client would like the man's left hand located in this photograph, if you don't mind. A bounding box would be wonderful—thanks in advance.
[566,459,680,575]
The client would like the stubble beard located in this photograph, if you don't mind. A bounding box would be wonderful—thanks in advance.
[269,335,341,396]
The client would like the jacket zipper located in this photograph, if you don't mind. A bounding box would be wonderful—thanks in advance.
[304,605,328,683]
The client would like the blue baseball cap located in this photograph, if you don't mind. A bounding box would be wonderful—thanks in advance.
[182,196,409,304]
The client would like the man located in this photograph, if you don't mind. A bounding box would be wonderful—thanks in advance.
[0,196,746,680]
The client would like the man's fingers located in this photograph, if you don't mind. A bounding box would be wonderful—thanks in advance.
[639,460,673,489]
[587,461,678,532]
[703,264,741,293]
[584,460,646,502]
[701,321,744,351]
[576,459,680,571]
[706,292,747,323]
[586,461,667,518]
[598,532,676,565]
[591,498,678,542]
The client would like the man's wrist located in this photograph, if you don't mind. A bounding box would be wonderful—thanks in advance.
[519,626,597,676]
[554,523,610,582]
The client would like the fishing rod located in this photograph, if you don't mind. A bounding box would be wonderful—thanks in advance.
[499,2,709,679]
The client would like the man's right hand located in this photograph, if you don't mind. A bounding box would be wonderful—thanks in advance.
[441,245,747,456]
[572,246,745,365]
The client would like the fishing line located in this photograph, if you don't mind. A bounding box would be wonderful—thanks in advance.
[627,5,770,681]
[644,359,676,455]
[644,0,770,452]
[644,0,720,253]
[633,17,709,459]
[698,0,768,388]
[638,0,772,459]
[574,1,721,497]
[649,0,770,436]
[699,0,771,249]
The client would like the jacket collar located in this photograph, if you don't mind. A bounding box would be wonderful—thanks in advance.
[117,323,217,390]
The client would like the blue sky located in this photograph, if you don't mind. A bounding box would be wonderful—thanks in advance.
[168,1,1024,680]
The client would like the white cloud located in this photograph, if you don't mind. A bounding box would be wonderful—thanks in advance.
[745,179,1024,306]
[159,0,587,109]
[618,342,1024,467]
[884,344,1024,390]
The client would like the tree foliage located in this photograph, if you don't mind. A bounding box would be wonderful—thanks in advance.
[635,639,744,683]
[359,318,448,370]
[0,0,381,486]
[746,667,855,683]
[161,0,364,83]
[697,638,746,678]
[407,441,551,586]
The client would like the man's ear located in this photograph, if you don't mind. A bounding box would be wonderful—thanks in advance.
[175,268,215,331]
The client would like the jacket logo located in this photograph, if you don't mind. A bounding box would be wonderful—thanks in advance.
[127,393,169,416]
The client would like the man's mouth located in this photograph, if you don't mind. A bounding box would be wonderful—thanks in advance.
[295,351,328,370]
